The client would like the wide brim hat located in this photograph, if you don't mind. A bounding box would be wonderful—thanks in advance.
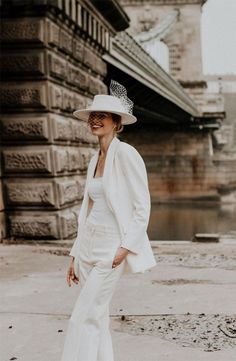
[73,80,137,125]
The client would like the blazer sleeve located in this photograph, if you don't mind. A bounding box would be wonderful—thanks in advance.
[69,230,80,258]
[118,144,151,254]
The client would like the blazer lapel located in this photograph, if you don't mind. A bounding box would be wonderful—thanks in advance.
[102,136,120,206]
[77,152,98,229]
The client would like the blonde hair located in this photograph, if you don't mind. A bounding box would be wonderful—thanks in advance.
[112,113,124,134]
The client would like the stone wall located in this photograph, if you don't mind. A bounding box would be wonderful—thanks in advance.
[0,1,122,239]
[123,128,236,202]
[0,153,6,240]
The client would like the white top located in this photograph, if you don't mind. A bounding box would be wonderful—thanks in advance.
[86,177,119,229]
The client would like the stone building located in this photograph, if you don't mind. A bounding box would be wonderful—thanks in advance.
[0,0,130,240]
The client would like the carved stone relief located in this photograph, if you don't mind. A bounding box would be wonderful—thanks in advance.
[1,80,94,112]
[4,177,84,208]
[1,114,98,144]
[3,146,95,176]
[1,51,45,76]
[0,84,47,108]
[63,89,75,112]
[0,180,4,212]
[50,83,63,110]
[5,182,55,206]
[67,63,88,90]
[55,149,69,174]
[71,119,98,144]
[69,149,82,172]
[73,92,88,111]
[53,117,73,141]
[0,19,44,43]
[10,215,58,238]
[61,214,78,238]
[48,52,67,80]
[84,46,97,70]
[47,20,60,47]
[80,147,96,170]
[94,57,107,77]
[0,213,6,240]
[49,82,88,112]
[59,28,73,55]
[54,147,93,174]
[89,77,107,95]
[57,180,81,206]
[1,116,49,140]
[3,149,52,174]
[9,207,81,239]
[72,37,84,62]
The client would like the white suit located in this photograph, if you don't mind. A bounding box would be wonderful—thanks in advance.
[61,136,157,361]
[70,136,157,274]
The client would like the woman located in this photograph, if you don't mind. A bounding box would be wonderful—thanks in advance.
[61,81,157,361]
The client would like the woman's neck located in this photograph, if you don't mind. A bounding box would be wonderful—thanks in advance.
[99,134,115,156]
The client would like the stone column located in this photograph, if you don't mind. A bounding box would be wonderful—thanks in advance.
[0,1,116,239]
[120,0,206,82]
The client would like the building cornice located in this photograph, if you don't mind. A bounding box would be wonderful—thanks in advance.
[0,0,130,34]
[120,0,207,6]
[90,0,130,31]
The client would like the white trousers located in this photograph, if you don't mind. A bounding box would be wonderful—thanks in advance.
[61,219,125,361]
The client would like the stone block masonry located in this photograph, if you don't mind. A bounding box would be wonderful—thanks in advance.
[0,0,127,240]
[124,130,236,202]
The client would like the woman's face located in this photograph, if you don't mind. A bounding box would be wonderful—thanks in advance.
[87,112,116,136]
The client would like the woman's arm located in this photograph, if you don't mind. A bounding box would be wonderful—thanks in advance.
[117,143,151,254]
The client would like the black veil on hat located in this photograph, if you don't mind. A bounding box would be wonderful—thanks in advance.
[73,80,137,125]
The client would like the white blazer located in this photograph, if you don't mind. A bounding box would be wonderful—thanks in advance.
[70,136,157,274]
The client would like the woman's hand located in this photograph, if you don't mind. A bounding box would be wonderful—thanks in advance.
[67,258,79,287]
[112,247,129,268]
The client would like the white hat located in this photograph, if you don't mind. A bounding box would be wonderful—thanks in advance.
[73,80,137,125]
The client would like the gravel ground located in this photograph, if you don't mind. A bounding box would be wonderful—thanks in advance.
[1,239,236,360]
[154,253,236,270]
[113,314,236,352]
[29,241,236,354]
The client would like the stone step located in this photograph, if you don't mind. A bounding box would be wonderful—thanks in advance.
[192,233,220,242]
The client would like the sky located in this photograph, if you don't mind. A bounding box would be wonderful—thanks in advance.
[201,0,236,75]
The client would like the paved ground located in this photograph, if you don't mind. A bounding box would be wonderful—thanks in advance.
[0,239,236,361]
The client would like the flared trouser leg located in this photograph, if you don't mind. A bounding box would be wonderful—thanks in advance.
[97,310,114,361]
[60,221,125,361]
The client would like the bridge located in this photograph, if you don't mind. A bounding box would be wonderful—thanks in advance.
[0,0,232,241]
